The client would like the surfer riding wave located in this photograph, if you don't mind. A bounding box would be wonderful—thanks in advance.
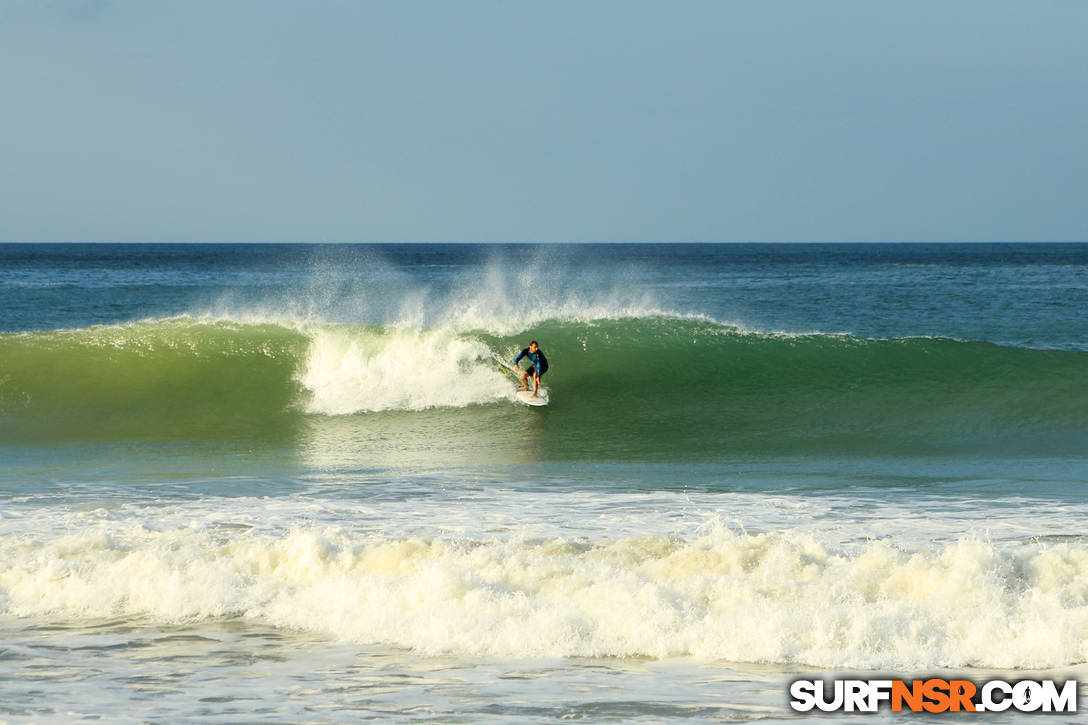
[514,341,548,398]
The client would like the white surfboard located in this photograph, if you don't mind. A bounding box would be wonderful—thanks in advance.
[499,361,549,406]
[514,389,548,406]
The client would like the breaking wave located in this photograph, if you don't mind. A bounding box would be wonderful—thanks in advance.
[1,521,1086,669]
[1,314,1085,455]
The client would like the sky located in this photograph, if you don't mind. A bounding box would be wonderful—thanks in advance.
[1,0,1086,243]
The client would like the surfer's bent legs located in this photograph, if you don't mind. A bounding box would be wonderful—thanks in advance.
[518,368,540,395]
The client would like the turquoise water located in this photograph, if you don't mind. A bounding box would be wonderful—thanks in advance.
[1,243,1087,722]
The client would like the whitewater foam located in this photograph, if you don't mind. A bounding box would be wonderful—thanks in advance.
[2,518,1087,670]
[298,325,510,414]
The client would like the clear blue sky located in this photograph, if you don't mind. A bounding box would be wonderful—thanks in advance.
[2,1,1086,242]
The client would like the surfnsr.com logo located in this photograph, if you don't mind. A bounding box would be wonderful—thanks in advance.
[789,678,1077,713]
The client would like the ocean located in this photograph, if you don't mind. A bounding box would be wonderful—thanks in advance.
[1,242,1086,722]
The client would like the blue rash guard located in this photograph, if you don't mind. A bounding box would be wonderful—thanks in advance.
[514,347,548,377]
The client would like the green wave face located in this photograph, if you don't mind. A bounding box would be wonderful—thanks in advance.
[509,318,1088,458]
[0,320,310,443]
[2,316,1086,458]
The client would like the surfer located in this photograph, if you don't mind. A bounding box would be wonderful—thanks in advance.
[514,341,548,398]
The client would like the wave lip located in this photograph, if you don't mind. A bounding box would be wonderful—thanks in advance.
[2,524,1086,670]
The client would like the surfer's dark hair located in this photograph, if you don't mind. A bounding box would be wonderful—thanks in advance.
[530,340,538,347]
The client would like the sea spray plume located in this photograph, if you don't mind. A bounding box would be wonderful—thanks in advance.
[196,244,675,333]
[199,244,432,328]
[431,244,669,334]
